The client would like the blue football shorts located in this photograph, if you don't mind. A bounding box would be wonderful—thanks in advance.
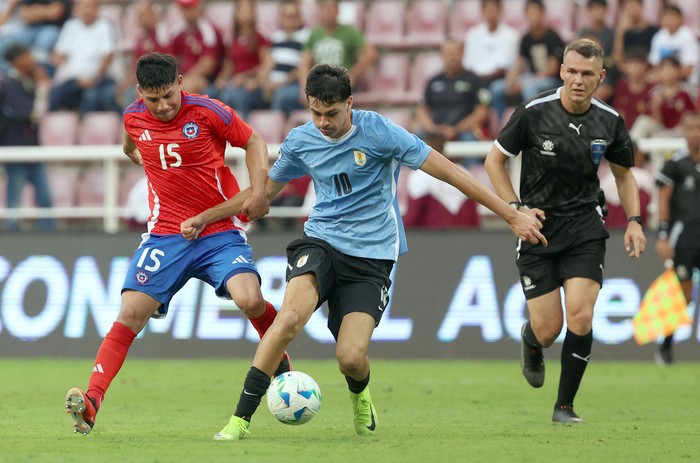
[122,230,260,318]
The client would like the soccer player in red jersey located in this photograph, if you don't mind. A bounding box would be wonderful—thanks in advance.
[64,52,290,435]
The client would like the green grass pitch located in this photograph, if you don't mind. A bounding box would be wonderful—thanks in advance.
[1,358,698,463]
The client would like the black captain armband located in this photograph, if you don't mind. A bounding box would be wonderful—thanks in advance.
[657,221,670,240]
[627,216,643,226]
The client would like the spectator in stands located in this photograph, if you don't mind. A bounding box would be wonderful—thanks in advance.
[462,0,519,88]
[648,4,700,90]
[257,0,310,116]
[629,56,695,143]
[490,0,564,118]
[48,0,121,114]
[0,43,54,231]
[299,0,377,93]
[612,0,658,65]
[416,39,491,167]
[0,0,24,72]
[613,46,653,130]
[118,1,171,107]
[578,0,614,57]
[15,0,70,73]
[171,0,225,95]
[216,0,269,120]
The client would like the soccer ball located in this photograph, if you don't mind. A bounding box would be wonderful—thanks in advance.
[266,371,322,425]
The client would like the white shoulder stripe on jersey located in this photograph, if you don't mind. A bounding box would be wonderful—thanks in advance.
[525,87,561,108]
[655,171,674,187]
[494,139,518,158]
[591,98,619,116]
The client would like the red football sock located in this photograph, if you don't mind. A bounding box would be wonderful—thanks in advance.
[86,321,137,406]
[248,301,278,338]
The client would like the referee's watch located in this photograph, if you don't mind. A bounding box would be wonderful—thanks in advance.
[508,201,522,210]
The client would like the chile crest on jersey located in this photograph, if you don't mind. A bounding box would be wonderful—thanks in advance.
[182,121,200,139]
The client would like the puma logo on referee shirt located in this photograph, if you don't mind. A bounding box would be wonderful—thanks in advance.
[568,123,582,135]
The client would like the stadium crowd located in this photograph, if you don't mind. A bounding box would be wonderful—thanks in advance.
[0,0,699,232]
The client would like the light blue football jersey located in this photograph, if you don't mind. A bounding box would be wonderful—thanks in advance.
[270,110,431,261]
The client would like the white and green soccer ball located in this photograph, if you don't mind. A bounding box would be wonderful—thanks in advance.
[266,371,322,425]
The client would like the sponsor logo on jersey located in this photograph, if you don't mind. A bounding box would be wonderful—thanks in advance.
[296,254,309,268]
[522,275,536,291]
[135,270,150,285]
[182,122,200,139]
[354,150,367,166]
[139,130,152,141]
[540,139,555,156]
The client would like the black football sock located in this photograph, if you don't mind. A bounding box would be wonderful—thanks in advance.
[556,329,592,408]
[523,321,542,349]
[345,371,370,394]
[662,334,673,349]
[234,366,271,422]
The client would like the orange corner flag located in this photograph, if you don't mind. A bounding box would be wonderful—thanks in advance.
[633,269,692,345]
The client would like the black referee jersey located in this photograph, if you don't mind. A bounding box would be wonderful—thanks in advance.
[656,152,700,228]
[495,87,634,216]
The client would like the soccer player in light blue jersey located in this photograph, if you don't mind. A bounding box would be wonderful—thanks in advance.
[181,64,547,440]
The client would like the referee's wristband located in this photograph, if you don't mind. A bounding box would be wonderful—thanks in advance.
[508,201,522,210]
[627,216,643,226]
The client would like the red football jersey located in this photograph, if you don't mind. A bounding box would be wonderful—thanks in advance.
[123,92,253,236]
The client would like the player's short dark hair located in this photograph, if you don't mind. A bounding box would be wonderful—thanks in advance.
[305,64,352,104]
[564,38,604,62]
[136,52,178,91]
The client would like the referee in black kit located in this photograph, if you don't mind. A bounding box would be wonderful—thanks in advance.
[485,38,646,423]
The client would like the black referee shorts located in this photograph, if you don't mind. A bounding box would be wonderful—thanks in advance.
[672,224,700,281]
[285,236,394,340]
[516,210,609,300]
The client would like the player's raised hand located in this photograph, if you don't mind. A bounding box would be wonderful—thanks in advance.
[510,209,548,247]
[181,215,206,241]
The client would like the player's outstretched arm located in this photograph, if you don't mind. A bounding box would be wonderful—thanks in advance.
[420,149,547,246]
[242,130,271,221]
[181,179,286,240]
[610,162,646,257]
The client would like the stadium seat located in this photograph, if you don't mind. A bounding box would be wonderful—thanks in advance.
[405,0,447,47]
[78,112,122,145]
[406,52,443,102]
[449,0,482,40]
[246,109,287,144]
[204,1,235,45]
[75,166,105,207]
[285,109,312,134]
[543,0,574,41]
[353,52,410,106]
[39,111,80,146]
[379,108,414,132]
[255,2,280,38]
[501,0,527,33]
[47,165,81,208]
[338,0,365,30]
[643,0,663,25]
[119,165,147,207]
[364,0,406,48]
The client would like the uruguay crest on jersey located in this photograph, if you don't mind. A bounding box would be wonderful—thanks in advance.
[354,150,366,166]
